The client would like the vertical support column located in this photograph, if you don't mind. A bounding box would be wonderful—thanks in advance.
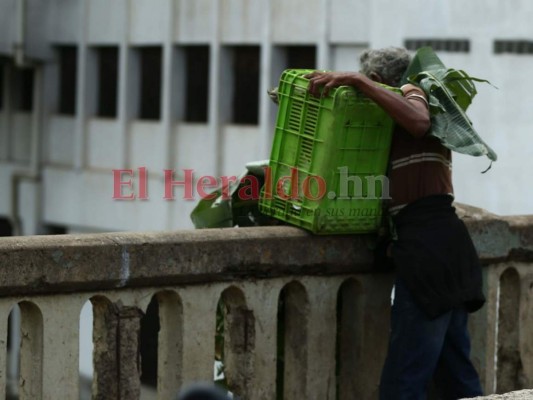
[0,64,11,160]
[21,65,43,236]
[161,0,176,171]
[208,0,222,176]
[246,280,282,400]
[40,297,83,400]
[180,286,219,386]
[162,0,177,230]
[92,299,143,400]
[157,292,183,400]
[74,0,89,170]
[117,0,132,169]
[18,302,43,400]
[40,60,59,165]
[303,278,338,400]
[117,306,143,399]
[92,299,119,399]
[317,0,330,70]
[258,0,273,159]
[219,287,255,399]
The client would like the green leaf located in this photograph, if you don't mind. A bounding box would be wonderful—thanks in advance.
[401,46,447,84]
[190,160,272,229]
[403,47,498,162]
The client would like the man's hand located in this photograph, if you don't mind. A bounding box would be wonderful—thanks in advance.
[305,70,430,137]
[305,71,361,97]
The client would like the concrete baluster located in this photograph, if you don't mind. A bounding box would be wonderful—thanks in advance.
[18,301,43,400]
[117,304,144,399]
[180,285,220,386]
[156,290,184,400]
[40,296,85,400]
[246,280,282,400]
[92,296,119,399]
[219,286,255,399]
[92,297,144,400]
[303,278,339,400]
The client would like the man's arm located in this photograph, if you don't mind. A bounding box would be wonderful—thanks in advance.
[306,71,430,138]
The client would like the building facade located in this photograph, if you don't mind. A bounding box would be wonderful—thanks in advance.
[0,0,531,236]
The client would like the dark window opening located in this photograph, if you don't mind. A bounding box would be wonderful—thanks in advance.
[96,47,119,117]
[0,63,4,111]
[0,218,13,236]
[404,39,470,53]
[184,46,210,123]
[138,46,162,120]
[57,46,78,115]
[286,46,317,69]
[13,68,34,112]
[231,46,260,125]
[494,40,533,55]
[44,224,68,235]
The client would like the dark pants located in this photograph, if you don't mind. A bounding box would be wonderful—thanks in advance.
[379,279,483,400]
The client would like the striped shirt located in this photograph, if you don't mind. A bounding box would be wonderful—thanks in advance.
[388,85,454,214]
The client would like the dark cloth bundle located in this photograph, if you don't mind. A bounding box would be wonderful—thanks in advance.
[391,194,485,319]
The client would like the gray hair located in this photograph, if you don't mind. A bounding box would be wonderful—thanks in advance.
[359,47,411,87]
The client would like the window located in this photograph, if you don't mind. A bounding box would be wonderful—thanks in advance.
[138,46,162,120]
[0,63,4,111]
[44,224,67,235]
[494,40,533,55]
[12,68,34,112]
[404,39,470,53]
[57,46,78,115]
[0,218,13,236]
[230,46,260,125]
[286,46,317,69]
[96,47,119,117]
[184,46,209,123]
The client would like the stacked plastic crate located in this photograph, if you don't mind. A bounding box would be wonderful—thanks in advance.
[259,69,400,234]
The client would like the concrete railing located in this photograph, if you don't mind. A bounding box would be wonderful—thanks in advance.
[0,204,531,400]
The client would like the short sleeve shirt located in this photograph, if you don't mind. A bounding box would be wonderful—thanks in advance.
[387,85,454,214]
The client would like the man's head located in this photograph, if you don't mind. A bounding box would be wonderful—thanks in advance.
[359,47,411,87]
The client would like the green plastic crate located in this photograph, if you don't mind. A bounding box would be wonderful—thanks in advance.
[259,69,400,234]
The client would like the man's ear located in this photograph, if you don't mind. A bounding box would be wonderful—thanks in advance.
[369,72,383,83]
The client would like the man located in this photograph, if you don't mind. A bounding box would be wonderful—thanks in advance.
[306,47,485,400]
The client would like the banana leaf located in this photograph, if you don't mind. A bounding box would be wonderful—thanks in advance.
[190,160,281,229]
[401,47,497,162]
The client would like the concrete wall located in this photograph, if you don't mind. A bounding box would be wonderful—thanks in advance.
[0,210,531,399]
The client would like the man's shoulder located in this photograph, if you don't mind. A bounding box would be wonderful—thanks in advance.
[400,83,426,97]
[400,83,429,110]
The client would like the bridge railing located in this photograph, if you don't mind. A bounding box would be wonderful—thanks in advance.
[0,204,531,399]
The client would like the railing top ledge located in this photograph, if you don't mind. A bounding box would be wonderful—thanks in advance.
[0,226,373,297]
[0,204,531,297]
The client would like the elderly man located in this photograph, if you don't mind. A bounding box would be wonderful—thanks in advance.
[306,47,485,400]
